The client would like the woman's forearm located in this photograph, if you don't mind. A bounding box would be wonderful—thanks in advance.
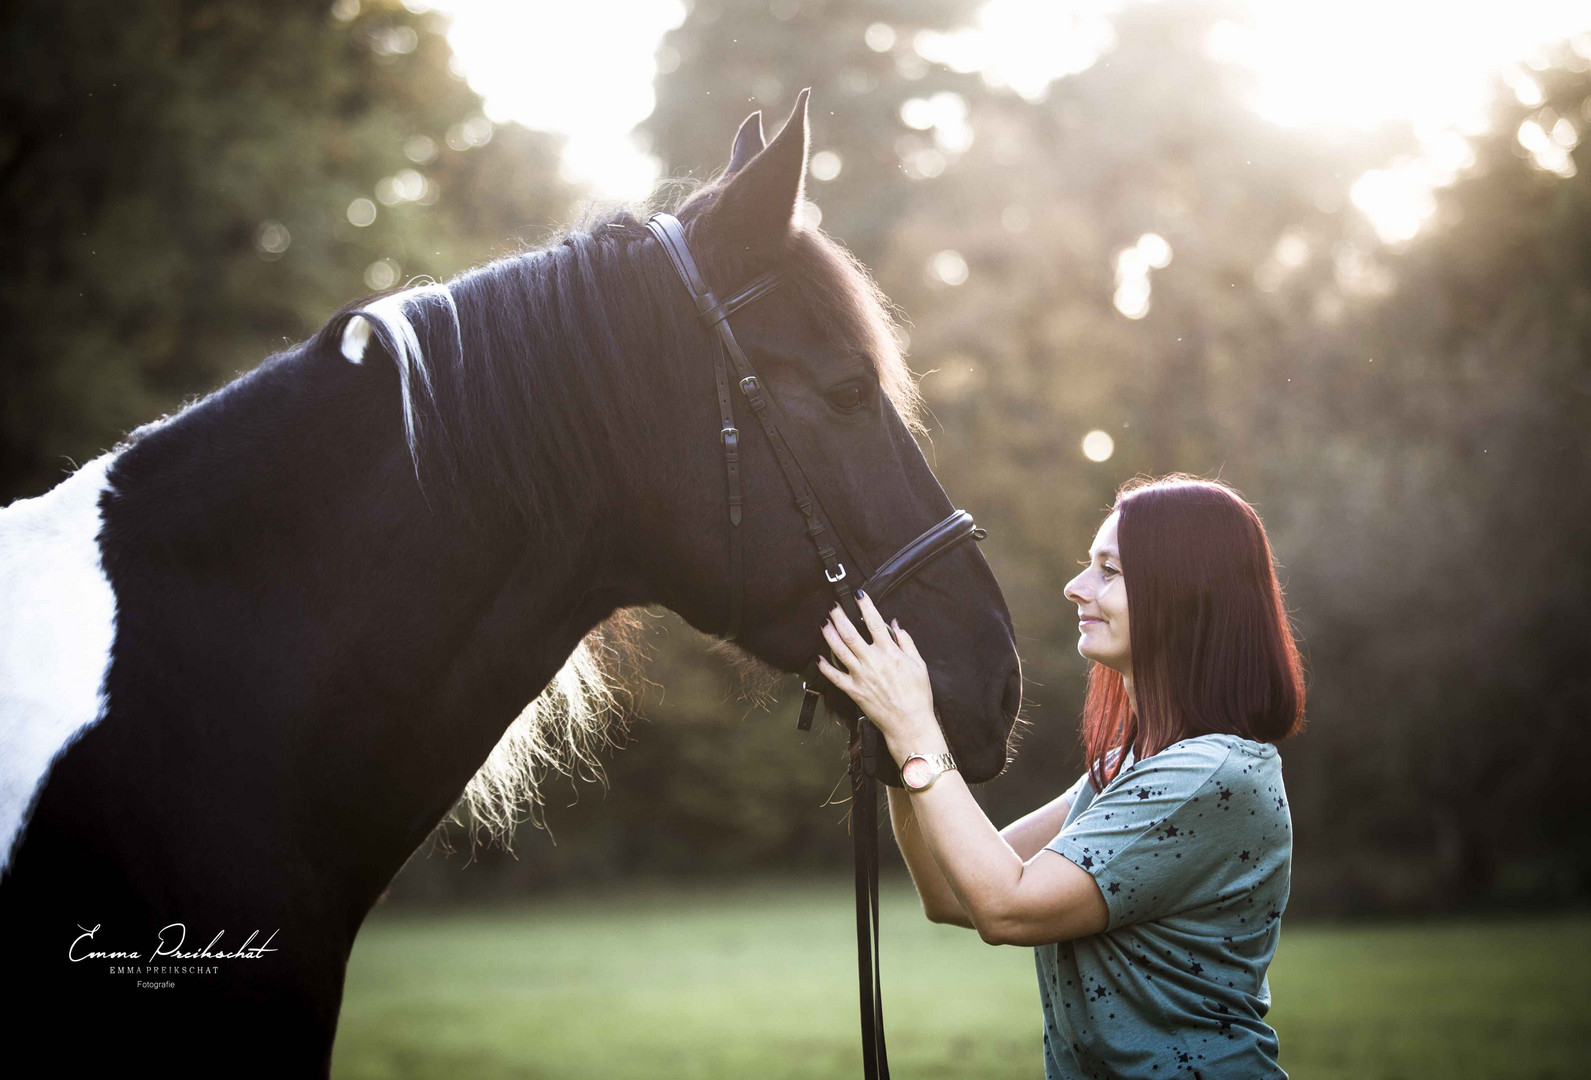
[887,786,973,927]
[999,791,1075,861]
[902,770,1031,941]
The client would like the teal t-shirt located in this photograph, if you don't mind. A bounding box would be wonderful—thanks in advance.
[1036,733,1291,1080]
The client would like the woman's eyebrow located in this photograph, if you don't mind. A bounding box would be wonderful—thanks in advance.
[1088,547,1120,561]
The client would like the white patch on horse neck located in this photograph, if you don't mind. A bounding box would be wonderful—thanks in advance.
[0,453,119,877]
[339,314,371,363]
[340,284,460,468]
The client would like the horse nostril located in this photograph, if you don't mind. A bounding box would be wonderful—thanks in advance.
[1001,668,1023,720]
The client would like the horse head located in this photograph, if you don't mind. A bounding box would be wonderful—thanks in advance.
[627,92,1022,782]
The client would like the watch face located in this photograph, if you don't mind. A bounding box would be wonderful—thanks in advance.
[902,757,933,790]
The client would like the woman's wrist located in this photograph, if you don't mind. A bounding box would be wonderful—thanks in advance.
[884,712,950,766]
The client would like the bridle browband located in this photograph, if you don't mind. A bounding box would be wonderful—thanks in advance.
[646,212,987,1080]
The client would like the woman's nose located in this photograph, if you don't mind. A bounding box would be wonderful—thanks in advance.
[1063,572,1088,604]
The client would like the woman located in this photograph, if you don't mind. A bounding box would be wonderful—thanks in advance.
[817,475,1306,1079]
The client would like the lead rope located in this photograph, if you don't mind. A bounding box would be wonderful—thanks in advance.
[843,707,890,1080]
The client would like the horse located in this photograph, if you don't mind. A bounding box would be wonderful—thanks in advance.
[0,92,1021,1074]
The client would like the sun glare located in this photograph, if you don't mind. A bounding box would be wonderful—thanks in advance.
[1209,0,1591,243]
[422,0,686,199]
[418,0,1589,232]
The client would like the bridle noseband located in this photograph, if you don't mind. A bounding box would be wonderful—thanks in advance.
[646,212,988,1080]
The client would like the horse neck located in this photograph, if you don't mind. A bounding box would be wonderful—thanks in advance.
[99,332,641,917]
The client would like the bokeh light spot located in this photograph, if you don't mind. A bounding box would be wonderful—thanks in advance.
[1136,232,1172,269]
[1002,205,1031,232]
[865,22,896,52]
[255,221,291,258]
[1082,430,1115,462]
[365,258,400,290]
[346,198,377,227]
[928,249,969,286]
[1113,278,1151,319]
[404,134,437,164]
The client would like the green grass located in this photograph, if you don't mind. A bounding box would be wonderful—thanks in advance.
[331,881,1591,1080]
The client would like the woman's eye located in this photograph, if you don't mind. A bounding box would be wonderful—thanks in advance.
[1103,564,1120,577]
[827,384,866,411]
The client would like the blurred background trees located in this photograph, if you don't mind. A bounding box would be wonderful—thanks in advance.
[0,0,572,498]
[3,0,1587,915]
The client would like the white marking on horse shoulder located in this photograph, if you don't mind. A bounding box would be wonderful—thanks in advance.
[0,454,119,877]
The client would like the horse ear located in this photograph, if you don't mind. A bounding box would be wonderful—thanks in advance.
[725,110,765,176]
[710,88,809,250]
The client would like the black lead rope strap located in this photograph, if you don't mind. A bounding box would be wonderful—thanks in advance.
[855,716,890,1080]
[645,211,989,1080]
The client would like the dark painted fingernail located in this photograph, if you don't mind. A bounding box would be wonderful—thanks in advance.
[855,588,866,600]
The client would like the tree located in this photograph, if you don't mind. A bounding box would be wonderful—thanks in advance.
[0,0,575,501]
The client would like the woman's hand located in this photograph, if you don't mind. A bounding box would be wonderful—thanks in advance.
[817,592,948,762]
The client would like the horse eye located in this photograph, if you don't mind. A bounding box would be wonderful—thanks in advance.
[828,383,866,411]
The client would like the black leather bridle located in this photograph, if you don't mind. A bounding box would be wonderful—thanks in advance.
[647,212,987,1080]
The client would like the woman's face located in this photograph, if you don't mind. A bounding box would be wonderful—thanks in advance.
[1063,511,1131,676]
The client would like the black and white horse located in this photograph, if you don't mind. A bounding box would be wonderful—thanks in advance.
[0,95,1020,1073]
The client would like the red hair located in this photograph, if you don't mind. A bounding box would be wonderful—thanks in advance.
[1084,476,1306,791]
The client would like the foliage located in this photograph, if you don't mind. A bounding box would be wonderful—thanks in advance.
[0,0,574,498]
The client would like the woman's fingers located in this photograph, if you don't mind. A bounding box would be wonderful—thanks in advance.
[855,591,892,645]
[816,654,853,690]
[829,601,859,639]
[821,618,860,671]
[892,618,920,656]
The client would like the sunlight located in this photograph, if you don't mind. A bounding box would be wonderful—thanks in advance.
[416,0,1589,226]
[1206,0,1591,243]
[422,0,686,199]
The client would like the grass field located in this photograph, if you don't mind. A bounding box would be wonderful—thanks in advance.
[331,880,1591,1079]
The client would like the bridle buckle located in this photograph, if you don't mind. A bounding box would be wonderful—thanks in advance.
[825,563,847,584]
[721,426,739,451]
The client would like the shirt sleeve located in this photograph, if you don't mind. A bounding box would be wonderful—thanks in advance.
[1059,770,1090,807]
[1044,741,1235,930]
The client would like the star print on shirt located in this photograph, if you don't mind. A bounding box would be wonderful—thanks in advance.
[1080,854,1095,870]
[1238,851,1250,862]
[1108,881,1121,894]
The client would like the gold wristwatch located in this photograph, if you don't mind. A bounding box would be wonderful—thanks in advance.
[900,752,958,792]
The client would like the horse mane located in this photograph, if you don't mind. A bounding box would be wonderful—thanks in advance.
[326,183,923,847]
